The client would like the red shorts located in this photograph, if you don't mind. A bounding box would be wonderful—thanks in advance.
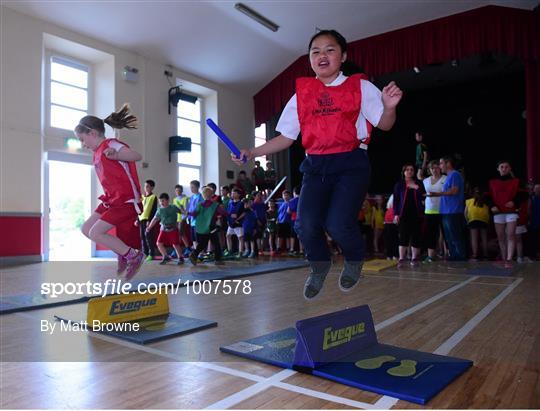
[157,228,180,246]
[95,202,141,250]
[95,202,139,226]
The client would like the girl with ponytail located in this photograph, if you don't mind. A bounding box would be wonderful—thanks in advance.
[75,104,145,280]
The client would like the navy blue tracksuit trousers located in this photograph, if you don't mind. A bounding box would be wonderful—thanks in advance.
[295,148,370,264]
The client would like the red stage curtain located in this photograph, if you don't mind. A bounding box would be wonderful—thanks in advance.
[253,5,540,179]
[525,61,540,181]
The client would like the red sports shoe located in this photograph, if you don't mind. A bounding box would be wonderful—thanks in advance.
[125,249,145,281]
[116,254,128,276]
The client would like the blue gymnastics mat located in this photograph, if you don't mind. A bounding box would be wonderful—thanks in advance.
[0,259,308,315]
[54,313,216,344]
[0,293,88,315]
[220,305,473,405]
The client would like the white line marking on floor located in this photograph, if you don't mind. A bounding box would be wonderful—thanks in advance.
[89,332,266,383]
[372,395,399,409]
[205,369,296,409]
[274,381,383,409]
[375,277,523,408]
[375,276,478,331]
[434,277,523,355]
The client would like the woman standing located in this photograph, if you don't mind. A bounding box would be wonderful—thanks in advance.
[422,160,446,262]
[393,164,425,266]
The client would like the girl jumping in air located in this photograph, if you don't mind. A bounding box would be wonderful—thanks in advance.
[75,104,145,280]
[233,29,402,299]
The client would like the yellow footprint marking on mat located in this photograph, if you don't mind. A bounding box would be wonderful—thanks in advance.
[268,339,296,349]
[355,355,396,369]
[387,360,417,377]
[137,319,169,331]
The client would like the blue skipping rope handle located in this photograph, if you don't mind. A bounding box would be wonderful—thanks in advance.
[206,119,247,163]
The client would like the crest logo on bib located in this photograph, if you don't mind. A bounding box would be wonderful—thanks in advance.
[318,92,334,107]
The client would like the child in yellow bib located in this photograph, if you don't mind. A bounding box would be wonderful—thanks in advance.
[465,187,490,260]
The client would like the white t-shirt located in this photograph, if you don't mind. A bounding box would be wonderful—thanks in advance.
[107,139,124,152]
[275,72,384,143]
[423,175,447,214]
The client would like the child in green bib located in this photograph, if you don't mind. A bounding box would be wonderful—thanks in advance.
[189,187,227,265]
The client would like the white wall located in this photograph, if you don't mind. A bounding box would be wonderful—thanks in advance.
[0,5,255,213]
[217,87,256,187]
[1,6,43,213]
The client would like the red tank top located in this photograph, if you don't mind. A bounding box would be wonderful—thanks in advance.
[296,73,371,155]
[488,177,519,213]
[93,139,141,208]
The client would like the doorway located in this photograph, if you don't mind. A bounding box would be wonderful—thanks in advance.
[48,159,92,260]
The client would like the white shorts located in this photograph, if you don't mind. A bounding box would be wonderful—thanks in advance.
[493,213,518,224]
[227,226,244,237]
[516,225,527,235]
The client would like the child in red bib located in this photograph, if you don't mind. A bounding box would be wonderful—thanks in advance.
[75,104,145,280]
[487,160,528,264]
[234,30,402,299]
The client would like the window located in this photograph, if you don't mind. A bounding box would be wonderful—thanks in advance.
[49,56,89,131]
[254,123,266,165]
[177,97,202,191]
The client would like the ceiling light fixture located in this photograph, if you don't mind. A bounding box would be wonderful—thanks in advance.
[413,66,421,74]
[234,3,279,32]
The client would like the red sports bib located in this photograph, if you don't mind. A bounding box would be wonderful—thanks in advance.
[93,139,141,207]
[488,178,520,212]
[296,73,368,155]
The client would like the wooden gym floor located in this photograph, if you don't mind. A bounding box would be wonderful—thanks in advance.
[1,256,539,409]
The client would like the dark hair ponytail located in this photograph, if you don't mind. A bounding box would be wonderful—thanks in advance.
[104,103,138,130]
[75,103,137,135]
[472,187,485,208]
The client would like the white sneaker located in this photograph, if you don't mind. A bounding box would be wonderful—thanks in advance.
[517,257,524,264]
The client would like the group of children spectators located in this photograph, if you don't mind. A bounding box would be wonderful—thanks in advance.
[137,154,540,269]
[137,173,304,266]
